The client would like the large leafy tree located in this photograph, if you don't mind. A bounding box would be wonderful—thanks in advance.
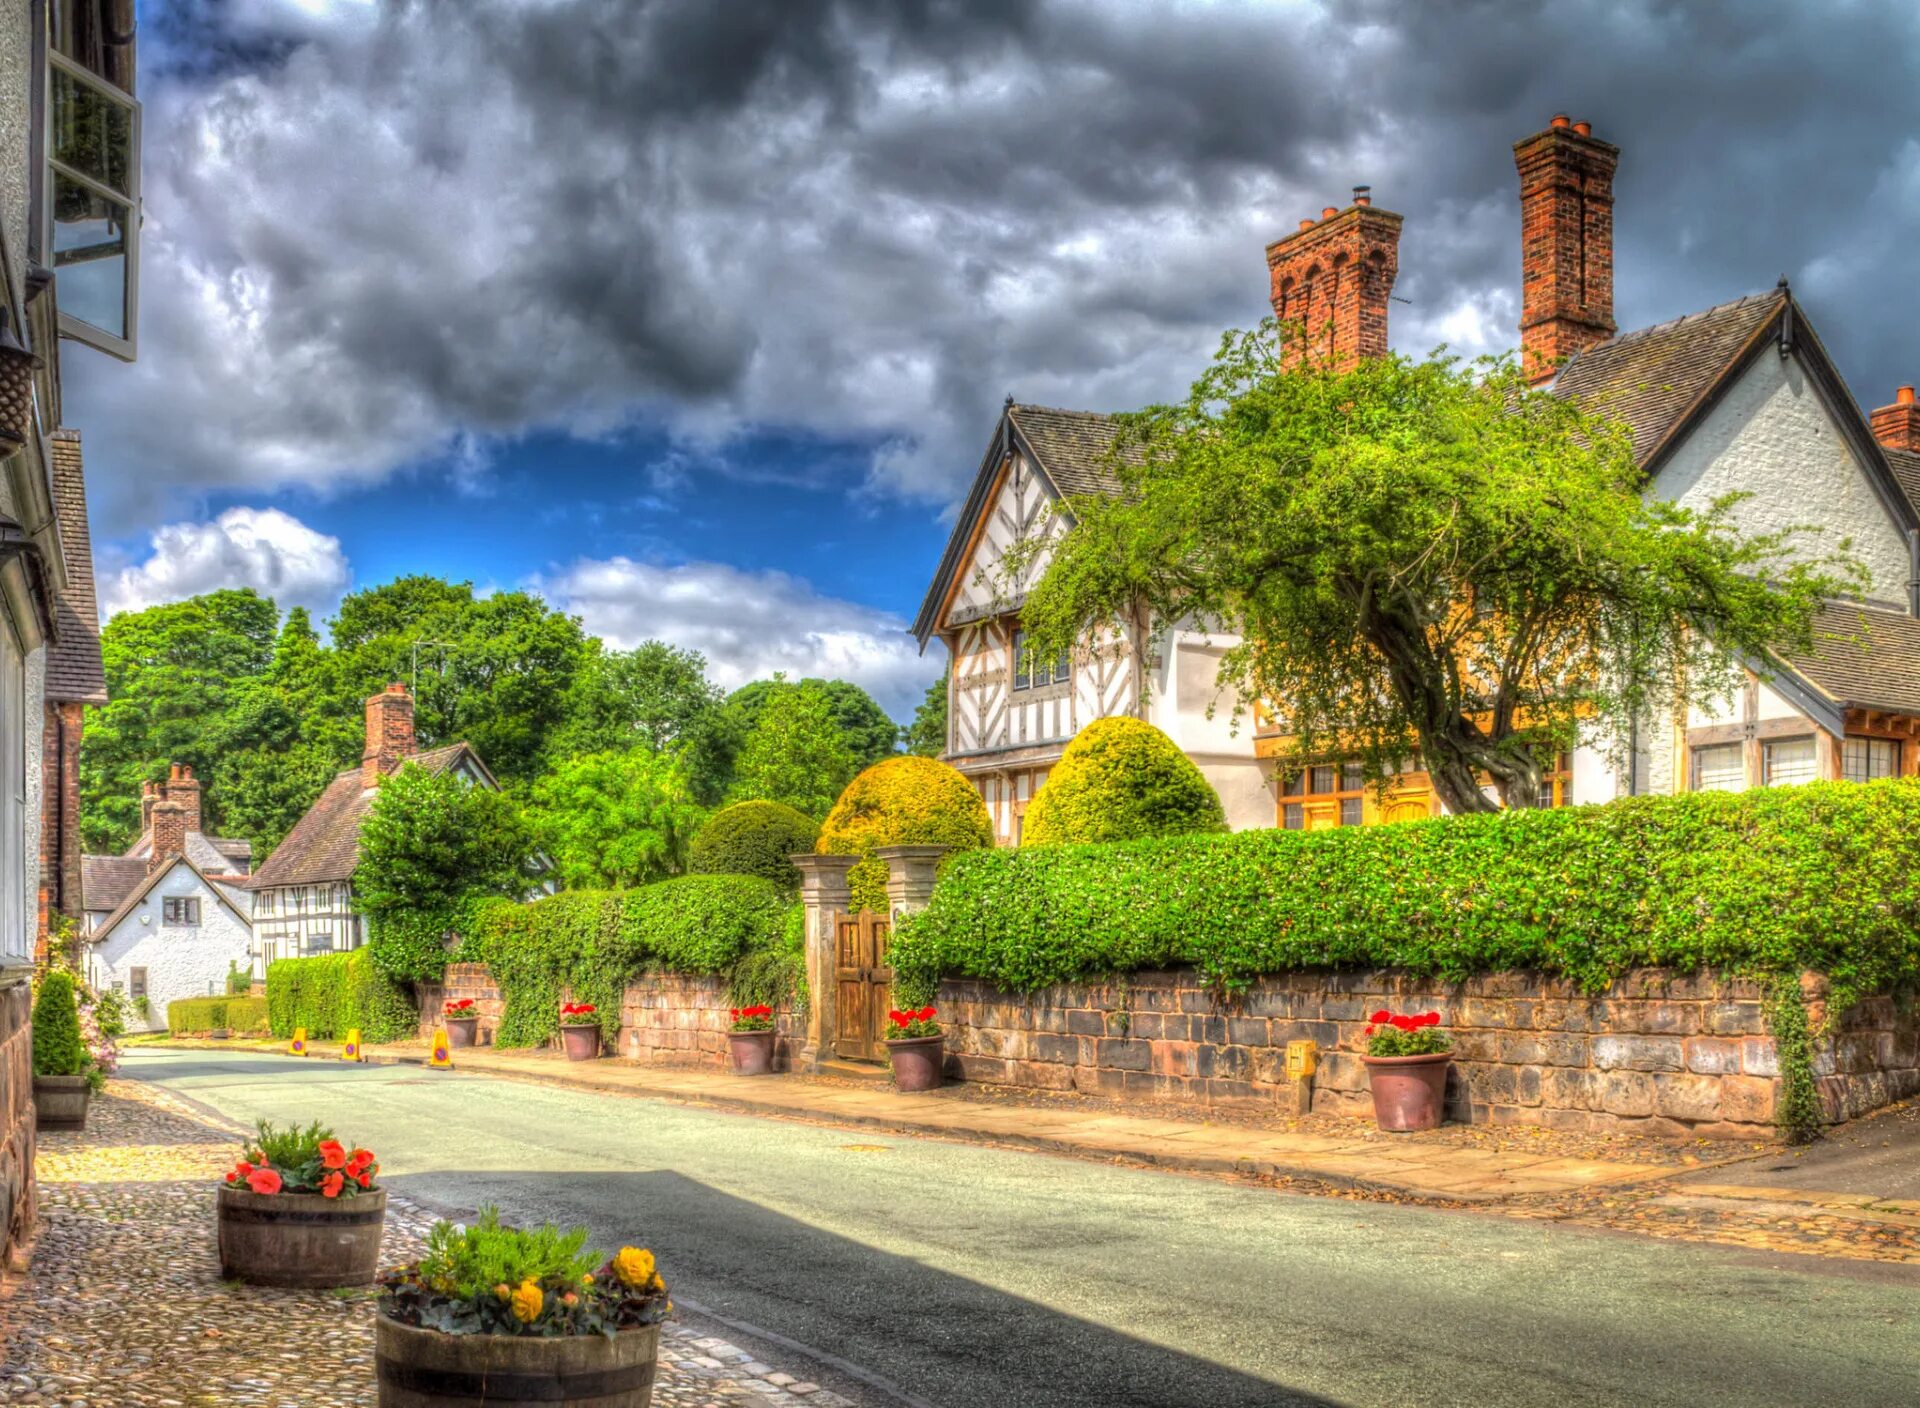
[727,680,857,819]
[546,641,723,762]
[903,669,948,757]
[1019,324,1858,814]
[723,677,898,771]
[526,747,707,889]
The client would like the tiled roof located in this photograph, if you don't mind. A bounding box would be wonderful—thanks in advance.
[1550,291,1785,466]
[1008,404,1134,499]
[249,745,477,889]
[1785,600,1920,716]
[45,431,107,704]
[1882,447,1920,520]
[81,854,145,914]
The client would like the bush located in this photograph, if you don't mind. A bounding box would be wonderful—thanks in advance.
[32,971,89,1078]
[167,996,270,1036]
[818,756,993,913]
[461,876,795,1048]
[688,801,820,891]
[1022,717,1225,846]
[264,951,417,1043]
[890,779,1920,1013]
[226,962,253,996]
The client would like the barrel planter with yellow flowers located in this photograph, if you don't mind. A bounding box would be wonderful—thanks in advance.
[377,1209,672,1408]
[217,1122,386,1287]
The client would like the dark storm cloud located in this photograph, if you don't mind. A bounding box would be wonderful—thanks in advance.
[67,0,1920,531]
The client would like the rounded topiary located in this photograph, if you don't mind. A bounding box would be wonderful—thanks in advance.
[32,970,90,1078]
[688,801,821,891]
[1022,717,1226,846]
[819,756,993,914]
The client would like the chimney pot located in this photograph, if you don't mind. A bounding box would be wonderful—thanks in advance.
[1267,194,1403,372]
[1573,120,1592,137]
[1551,113,1570,128]
[1352,185,1372,207]
[1298,218,1315,231]
[1321,206,1339,220]
[1515,115,1620,383]
[1871,387,1920,452]
[1900,386,1915,405]
[162,760,203,835]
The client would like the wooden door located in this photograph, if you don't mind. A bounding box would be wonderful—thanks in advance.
[1381,791,1432,824]
[833,909,893,1062]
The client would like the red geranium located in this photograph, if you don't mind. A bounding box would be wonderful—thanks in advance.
[318,1138,348,1171]
[444,998,476,1015]
[887,1006,941,1039]
[560,1002,598,1025]
[730,1004,776,1033]
[321,1170,346,1199]
[1360,1010,1450,1059]
[246,1167,283,1195]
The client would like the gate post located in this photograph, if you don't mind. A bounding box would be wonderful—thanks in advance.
[874,844,952,925]
[790,853,857,1073]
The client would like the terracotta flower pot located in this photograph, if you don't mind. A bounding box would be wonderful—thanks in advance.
[443,1015,479,1048]
[885,1034,946,1092]
[560,1024,600,1062]
[375,1315,659,1408]
[728,1029,776,1076]
[33,1074,90,1131]
[218,1185,388,1287]
[1360,1051,1452,1132]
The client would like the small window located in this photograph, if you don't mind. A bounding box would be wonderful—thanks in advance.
[128,967,146,999]
[1010,628,1071,692]
[1282,802,1304,830]
[1692,743,1744,793]
[1281,758,1367,827]
[305,933,334,956]
[161,896,200,926]
[1524,749,1574,808]
[1338,797,1364,827]
[1843,736,1899,783]
[1763,737,1817,787]
[46,36,140,359]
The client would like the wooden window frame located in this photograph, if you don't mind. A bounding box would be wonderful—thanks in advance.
[1841,734,1901,784]
[161,895,201,926]
[1280,759,1366,829]
[128,967,146,1000]
[1761,735,1817,787]
[1010,626,1072,694]
[1525,749,1573,809]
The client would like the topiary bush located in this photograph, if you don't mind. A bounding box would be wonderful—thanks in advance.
[32,970,89,1079]
[687,801,821,891]
[265,952,416,1043]
[1021,717,1225,847]
[818,755,993,914]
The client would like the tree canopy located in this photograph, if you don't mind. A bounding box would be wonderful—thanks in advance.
[903,668,948,758]
[1017,324,1859,814]
[526,747,707,890]
[727,679,858,819]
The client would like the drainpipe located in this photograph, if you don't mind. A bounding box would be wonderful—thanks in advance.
[1907,528,1920,618]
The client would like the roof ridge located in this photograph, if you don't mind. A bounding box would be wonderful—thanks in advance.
[1585,289,1782,355]
[1010,402,1116,420]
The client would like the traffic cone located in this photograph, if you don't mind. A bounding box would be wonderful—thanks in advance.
[288,1027,307,1057]
[340,1028,364,1063]
[427,1027,454,1070]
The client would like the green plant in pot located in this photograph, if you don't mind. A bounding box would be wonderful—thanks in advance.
[32,971,99,1131]
[559,1002,601,1062]
[884,1005,946,1092]
[377,1206,671,1407]
[727,1004,777,1076]
[1358,1010,1452,1132]
[217,1120,388,1288]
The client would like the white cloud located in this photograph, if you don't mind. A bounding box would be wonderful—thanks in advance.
[101,507,352,621]
[534,556,943,719]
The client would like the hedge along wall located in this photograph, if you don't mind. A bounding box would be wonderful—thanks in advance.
[265,951,417,1044]
[458,875,799,1049]
[167,996,270,1036]
[890,781,1920,1135]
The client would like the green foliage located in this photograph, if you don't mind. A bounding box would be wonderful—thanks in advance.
[687,800,820,891]
[526,747,706,890]
[251,1119,333,1168]
[1016,323,1860,816]
[818,755,993,914]
[547,641,723,762]
[726,679,858,819]
[903,669,948,757]
[93,988,128,1040]
[167,996,270,1035]
[1022,718,1225,846]
[226,962,252,996]
[31,971,89,1078]
[263,952,416,1042]
[420,1207,598,1301]
[357,762,535,981]
[726,904,807,1011]
[725,676,900,772]
[890,780,1920,1020]
[461,876,792,1048]
[1767,982,1823,1142]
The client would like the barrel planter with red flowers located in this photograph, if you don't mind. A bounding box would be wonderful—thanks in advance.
[1357,1010,1453,1133]
[727,1006,777,1075]
[883,1007,946,1092]
[442,998,480,1048]
[218,1121,387,1287]
[559,1003,601,1061]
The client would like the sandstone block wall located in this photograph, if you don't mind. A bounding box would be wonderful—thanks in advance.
[1,974,35,1266]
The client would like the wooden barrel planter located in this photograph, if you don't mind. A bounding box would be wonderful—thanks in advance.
[33,1074,91,1131]
[375,1316,660,1407]
[218,1186,388,1287]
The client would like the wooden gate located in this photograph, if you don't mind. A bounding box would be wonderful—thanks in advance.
[832,908,893,1062]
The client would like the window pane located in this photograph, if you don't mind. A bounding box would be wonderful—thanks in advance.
[1341,761,1364,791]
[1281,770,1304,797]
[1693,743,1744,793]
[54,0,137,94]
[1338,797,1363,827]
[50,172,129,338]
[1282,802,1303,830]
[1011,630,1030,690]
[1764,737,1816,786]
[51,66,133,196]
[1843,736,1898,783]
[1309,764,1335,795]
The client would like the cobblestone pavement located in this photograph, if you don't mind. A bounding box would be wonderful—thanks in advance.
[0,1081,851,1408]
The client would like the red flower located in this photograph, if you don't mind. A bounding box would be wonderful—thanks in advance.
[917,1006,936,1022]
[1370,1009,1391,1024]
[245,1167,283,1196]
[888,1009,905,1025]
[234,1160,254,1177]
[1362,1025,1376,1037]
[354,1171,373,1189]
[752,1005,773,1018]
[1422,1012,1442,1028]
[1390,1015,1417,1032]
[225,1171,240,1184]
[318,1139,347,1171]
[321,1171,345,1199]
[729,1008,741,1019]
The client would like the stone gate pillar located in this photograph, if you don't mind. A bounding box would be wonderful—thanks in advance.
[874,844,951,924]
[790,854,856,1073]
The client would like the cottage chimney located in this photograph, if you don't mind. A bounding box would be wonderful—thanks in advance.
[148,799,187,875]
[165,763,202,834]
[139,780,158,835]
[363,682,418,787]
[1515,115,1620,384]
[1871,386,1920,453]
[1266,194,1403,370]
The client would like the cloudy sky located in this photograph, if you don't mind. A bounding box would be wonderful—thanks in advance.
[68,0,1920,717]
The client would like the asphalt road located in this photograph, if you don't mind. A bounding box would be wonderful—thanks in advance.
[126,1048,1920,1408]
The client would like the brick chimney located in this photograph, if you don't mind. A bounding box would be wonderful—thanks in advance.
[148,799,187,875]
[140,780,158,836]
[363,682,418,787]
[1266,187,1402,370]
[1515,114,1620,384]
[165,763,202,834]
[1871,386,1920,452]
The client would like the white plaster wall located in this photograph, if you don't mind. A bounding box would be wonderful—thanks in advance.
[87,867,252,1032]
[1195,755,1274,832]
[1650,350,1910,604]
[0,0,30,303]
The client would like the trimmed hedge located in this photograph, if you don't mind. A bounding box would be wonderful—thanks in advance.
[32,971,87,1076]
[890,780,1920,1011]
[1023,717,1226,846]
[167,996,270,1036]
[819,756,993,913]
[688,801,820,891]
[264,951,417,1043]
[460,875,797,1048]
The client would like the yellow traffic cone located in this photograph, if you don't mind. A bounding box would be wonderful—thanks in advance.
[288,1027,307,1057]
[427,1027,454,1070]
[341,1028,364,1063]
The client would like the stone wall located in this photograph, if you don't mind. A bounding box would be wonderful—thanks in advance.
[936,968,1920,1139]
[1,971,35,1267]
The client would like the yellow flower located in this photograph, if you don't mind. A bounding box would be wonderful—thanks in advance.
[510,1280,543,1324]
[493,1283,511,1301]
[612,1247,655,1288]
